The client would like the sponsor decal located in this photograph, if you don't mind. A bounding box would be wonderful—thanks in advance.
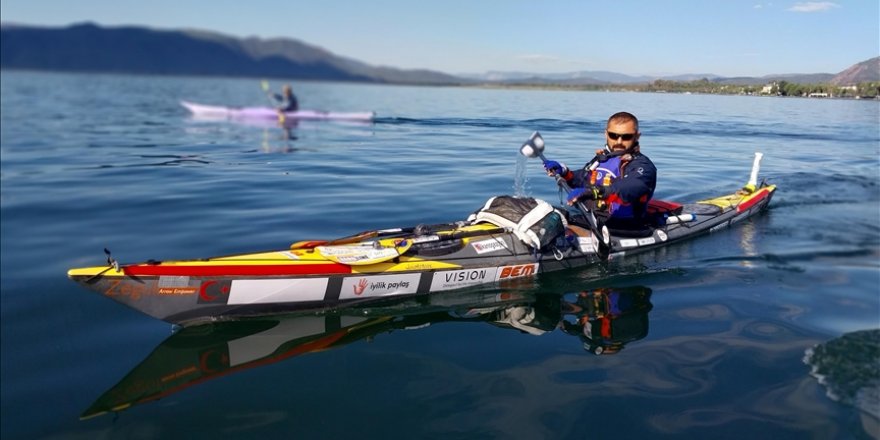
[637,237,656,246]
[339,274,421,299]
[353,278,368,295]
[709,222,729,233]
[198,280,232,303]
[280,251,300,260]
[104,279,149,301]
[102,279,222,301]
[577,237,596,253]
[619,239,638,248]
[156,275,199,296]
[430,268,498,291]
[397,262,445,271]
[447,269,488,282]
[496,263,538,280]
[656,230,668,242]
[471,237,510,254]
[158,287,197,295]
[105,279,196,300]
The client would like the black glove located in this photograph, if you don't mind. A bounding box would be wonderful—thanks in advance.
[567,186,605,204]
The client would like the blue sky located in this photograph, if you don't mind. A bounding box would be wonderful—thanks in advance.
[2,0,878,77]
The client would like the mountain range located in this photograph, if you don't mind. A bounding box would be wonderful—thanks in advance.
[2,22,878,86]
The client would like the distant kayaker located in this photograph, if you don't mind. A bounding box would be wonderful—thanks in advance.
[273,84,299,113]
[543,112,657,230]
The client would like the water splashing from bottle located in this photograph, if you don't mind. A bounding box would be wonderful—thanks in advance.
[513,153,531,197]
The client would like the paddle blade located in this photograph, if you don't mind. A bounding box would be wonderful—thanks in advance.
[520,131,545,158]
[596,225,611,260]
[743,152,764,193]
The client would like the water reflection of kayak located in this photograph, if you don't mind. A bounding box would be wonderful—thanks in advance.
[80,285,653,419]
[180,100,376,122]
[67,151,774,327]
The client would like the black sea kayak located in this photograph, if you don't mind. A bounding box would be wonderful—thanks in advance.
[68,138,775,326]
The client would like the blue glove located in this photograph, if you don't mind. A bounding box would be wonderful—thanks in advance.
[567,186,605,204]
[543,160,568,176]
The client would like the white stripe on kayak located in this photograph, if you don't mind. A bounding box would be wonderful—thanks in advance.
[228,278,328,304]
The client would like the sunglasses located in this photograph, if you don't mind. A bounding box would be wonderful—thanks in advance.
[607,131,637,141]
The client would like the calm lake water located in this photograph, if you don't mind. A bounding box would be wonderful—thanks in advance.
[2,70,879,439]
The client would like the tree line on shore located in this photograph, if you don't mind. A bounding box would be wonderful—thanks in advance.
[485,78,880,99]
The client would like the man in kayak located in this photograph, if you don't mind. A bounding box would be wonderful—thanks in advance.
[273,84,299,113]
[543,112,657,230]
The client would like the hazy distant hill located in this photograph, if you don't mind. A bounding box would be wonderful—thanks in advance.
[1,23,876,87]
[463,70,721,84]
[0,22,465,85]
[711,59,878,86]
[712,73,836,86]
[829,57,880,85]
[465,71,642,84]
[476,68,871,87]
[469,61,877,87]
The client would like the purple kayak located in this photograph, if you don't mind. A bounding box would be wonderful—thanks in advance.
[180,101,376,122]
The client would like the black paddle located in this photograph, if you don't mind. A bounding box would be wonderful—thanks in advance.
[520,131,611,260]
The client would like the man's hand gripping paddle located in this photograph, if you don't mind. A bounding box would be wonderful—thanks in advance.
[520,131,611,260]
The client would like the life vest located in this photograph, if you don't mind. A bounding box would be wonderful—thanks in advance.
[589,155,636,218]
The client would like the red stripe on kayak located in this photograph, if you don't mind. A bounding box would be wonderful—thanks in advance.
[122,263,352,277]
[736,188,770,213]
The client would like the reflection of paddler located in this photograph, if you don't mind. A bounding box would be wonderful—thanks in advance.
[561,287,653,355]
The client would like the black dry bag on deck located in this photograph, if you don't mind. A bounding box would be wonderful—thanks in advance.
[468,196,567,250]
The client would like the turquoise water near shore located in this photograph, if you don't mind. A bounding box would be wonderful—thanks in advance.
[2,71,878,439]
